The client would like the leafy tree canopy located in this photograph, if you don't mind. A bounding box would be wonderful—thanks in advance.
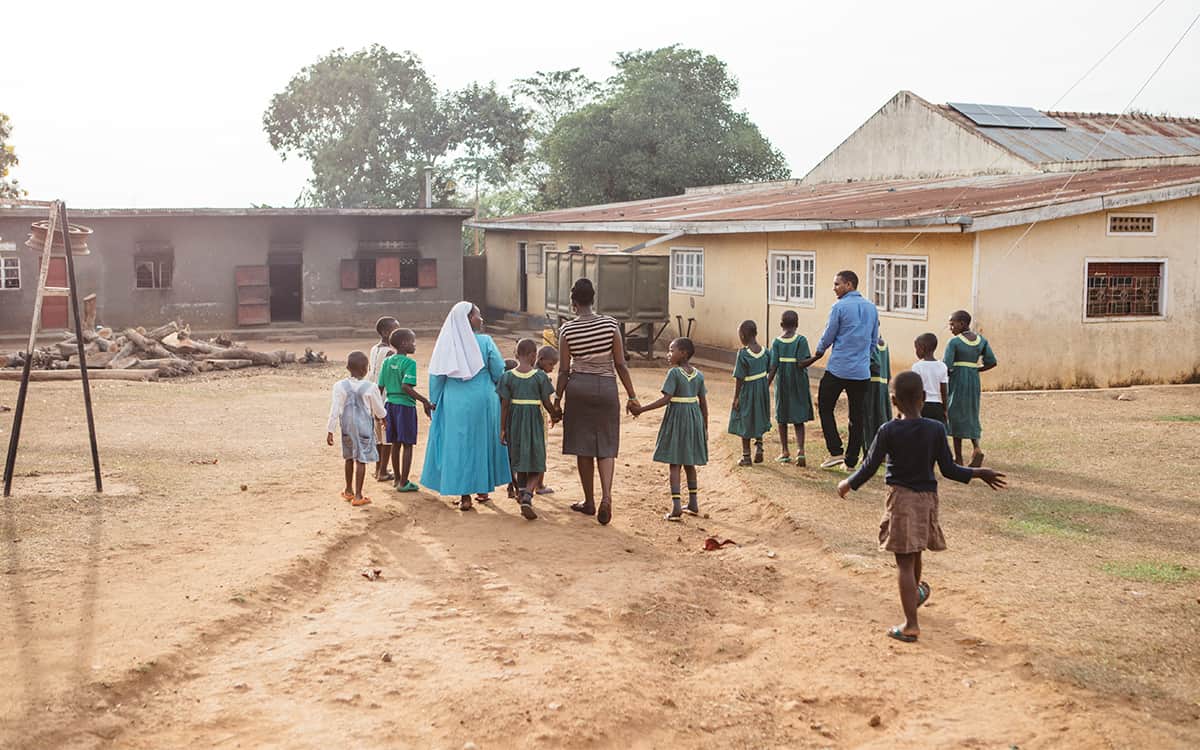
[264,45,528,208]
[541,46,790,208]
[0,113,25,200]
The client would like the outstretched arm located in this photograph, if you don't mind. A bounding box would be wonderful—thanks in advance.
[839,430,887,496]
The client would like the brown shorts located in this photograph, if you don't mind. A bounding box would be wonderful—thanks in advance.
[878,486,947,554]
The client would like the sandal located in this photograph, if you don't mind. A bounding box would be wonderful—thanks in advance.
[969,450,985,468]
[754,446,764,463]
[887,626,918,643]
[917,581,931,608]
[795,455,807,468]
[476,493,491,503]
[775,454,792,464]
[394,481,419,492]
[518,491,538,520]
[351,496,372,507]
[459,496,474,512]
[570,500,595,516]
[376,472,395,482]
[664,511,683,522]
[737,456,752,467]
[597,500,612,526]
[340,490,354,502]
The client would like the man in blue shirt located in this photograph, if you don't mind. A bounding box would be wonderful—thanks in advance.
[801,270,880,469]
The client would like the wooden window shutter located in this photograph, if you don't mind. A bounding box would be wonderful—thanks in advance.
[418,258,437,288]
[340,259,359,289]
[376,256,401,288]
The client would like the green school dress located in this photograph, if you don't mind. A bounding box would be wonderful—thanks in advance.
[863,341,893,448]
[497,368,554,472]
[728,346,772,439]
[943,333,997,440]
[652,367,708,466]
[771,334,814,424]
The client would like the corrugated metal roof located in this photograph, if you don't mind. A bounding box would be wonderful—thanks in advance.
[938,106,1200,164]
[483,166,1200,226]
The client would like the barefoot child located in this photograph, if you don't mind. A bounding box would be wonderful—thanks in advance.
[497,338,559,520]
[910,333,948,424]
[630,338,708,521]
[768,311,814,466]
[729,320,771,466]
[943,310,997,466]
[837,371,1005,643]
[534,345,561,496]
[327,351,388,507]
[862,337,893,449]
[378,329,434,492]
[368,317,401,482]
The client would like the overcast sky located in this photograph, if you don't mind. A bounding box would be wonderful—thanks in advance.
[3,0,1198,207]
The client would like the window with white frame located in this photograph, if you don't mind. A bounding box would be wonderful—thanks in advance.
[527,242,552,275]
[769,251,816,305]
[869,255,927,314]
[670,247,704,294]
[1,256,19,290]
[135,253,173,290]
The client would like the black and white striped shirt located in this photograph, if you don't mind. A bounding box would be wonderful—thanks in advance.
[561,314,619,375]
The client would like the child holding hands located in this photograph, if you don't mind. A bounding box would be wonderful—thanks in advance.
[327,351,388,507]
[838,371,1005,643]
[497,338,560,520]
[378,328,434,492]
[729,320,772,466]
[767,310,814,466]
[630,337,708,521]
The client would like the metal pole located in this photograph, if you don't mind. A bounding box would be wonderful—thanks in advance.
[59,202,103,492]
[2,334,35,497]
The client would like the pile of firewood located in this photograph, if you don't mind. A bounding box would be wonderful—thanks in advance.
[0,321,317,379]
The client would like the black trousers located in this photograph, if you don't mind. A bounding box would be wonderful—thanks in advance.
[921,402,946,423]
[817,372,870,465]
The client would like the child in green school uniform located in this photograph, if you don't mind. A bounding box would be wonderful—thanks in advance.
[862,337,893,448]
[768,310,814,466]
[630,337,709,521]
[729,320,772,466]
[498,338,560,520]
[943,310,998,467]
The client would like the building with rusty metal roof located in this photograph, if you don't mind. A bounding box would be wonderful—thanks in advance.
[475,91,1200,389]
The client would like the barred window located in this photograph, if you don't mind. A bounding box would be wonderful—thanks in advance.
[1,256,19,290]
[1086,261,1164,318]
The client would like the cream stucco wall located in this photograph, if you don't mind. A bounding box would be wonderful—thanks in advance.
[802,91,1035,184]
[974,196,1200,388]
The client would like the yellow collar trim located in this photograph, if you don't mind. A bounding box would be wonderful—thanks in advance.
[745,347,767,359]
[956,333,981,346]
[877,342,888,351]
[510,368,537,379]
[675,366,699,381]
[776,334,798,344]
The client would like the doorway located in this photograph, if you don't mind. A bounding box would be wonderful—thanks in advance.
[268,253,302,322]
[517,241,528,312]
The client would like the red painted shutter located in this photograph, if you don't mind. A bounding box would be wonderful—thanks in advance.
[418,258,437,289]
[235,265,271,325]
[40,257,69,330]
[341,259,360,289]
[376,256,401,288]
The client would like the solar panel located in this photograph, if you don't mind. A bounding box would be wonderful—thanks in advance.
[948,102,1066,130]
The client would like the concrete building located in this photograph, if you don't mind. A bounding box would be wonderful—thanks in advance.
[473,92,1200,389]
[0,207,473,336]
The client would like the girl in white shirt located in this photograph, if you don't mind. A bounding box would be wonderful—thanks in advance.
[910,333,948,424]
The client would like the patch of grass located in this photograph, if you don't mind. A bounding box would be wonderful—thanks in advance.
[1158,414,1200,423]
[1023,497,1127,516]
[1005,516,1090,539]
[1101,561,1198,584]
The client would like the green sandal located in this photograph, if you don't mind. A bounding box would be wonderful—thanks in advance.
[394,480,420,493]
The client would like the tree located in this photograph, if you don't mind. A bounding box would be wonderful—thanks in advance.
[0,113,25,200]
[541,46,790,208]
[264,46,529,208]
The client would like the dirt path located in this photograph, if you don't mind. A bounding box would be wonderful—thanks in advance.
[2,345,1197,748]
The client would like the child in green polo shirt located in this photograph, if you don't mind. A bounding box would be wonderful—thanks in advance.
[378,328,434,492]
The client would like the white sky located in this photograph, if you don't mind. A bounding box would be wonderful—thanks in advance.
[3,0,1198,207]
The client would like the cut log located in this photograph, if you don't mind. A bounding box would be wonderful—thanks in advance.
[82,294,98,331]
[108,342,139,370]
[203,359,254,370]
[122,328,172,359]
[206,348,280,367]
[170,336,223,357]
[146,321,180,341]
[0,369,158,382]
[68,351,117,368]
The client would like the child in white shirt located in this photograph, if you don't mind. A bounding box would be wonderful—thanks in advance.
[367,316,401,482]
[910,333,948,424]
[327,351,387,507]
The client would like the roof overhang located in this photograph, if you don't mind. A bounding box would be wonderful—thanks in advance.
[0,207,476,219]
[966,180,1200,232]
[468,215,974,235]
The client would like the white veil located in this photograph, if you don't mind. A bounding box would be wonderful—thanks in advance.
[428,301,484,380]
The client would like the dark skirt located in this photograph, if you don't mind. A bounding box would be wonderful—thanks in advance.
[562,372,620,458]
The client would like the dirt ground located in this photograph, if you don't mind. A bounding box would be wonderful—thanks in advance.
[2,337,1198,749]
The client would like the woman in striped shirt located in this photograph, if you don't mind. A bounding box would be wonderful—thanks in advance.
[553,278,640,525]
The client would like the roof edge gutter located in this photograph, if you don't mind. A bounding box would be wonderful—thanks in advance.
[467,217,972,234]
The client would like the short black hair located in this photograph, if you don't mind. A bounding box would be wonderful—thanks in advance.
[537,345,559,362]
[570,277,595,306]
[375,316,400,336]
[516,338,538,358]
[389,328,414,349]
[347,350,369,373]
[951,309,972,326]
[780,310,798,328]
[672,337,695,359]
[892,370,924,406]
[915,332,938,351]
[836,270,859,288]
[738,319,758,338]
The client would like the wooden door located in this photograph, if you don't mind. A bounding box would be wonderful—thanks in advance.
[41,257,68,330]
[235,265,270,326]
[518,242,528,312]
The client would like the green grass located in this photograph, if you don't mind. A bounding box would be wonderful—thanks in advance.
[1023,497,1127,516]
[1000,495,1127,539]
[1101,561,1199,583]
[1005,516,1090,539]
[1159,414,1200,423]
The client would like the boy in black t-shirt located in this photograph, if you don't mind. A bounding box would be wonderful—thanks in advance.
[838,371,1005,643]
